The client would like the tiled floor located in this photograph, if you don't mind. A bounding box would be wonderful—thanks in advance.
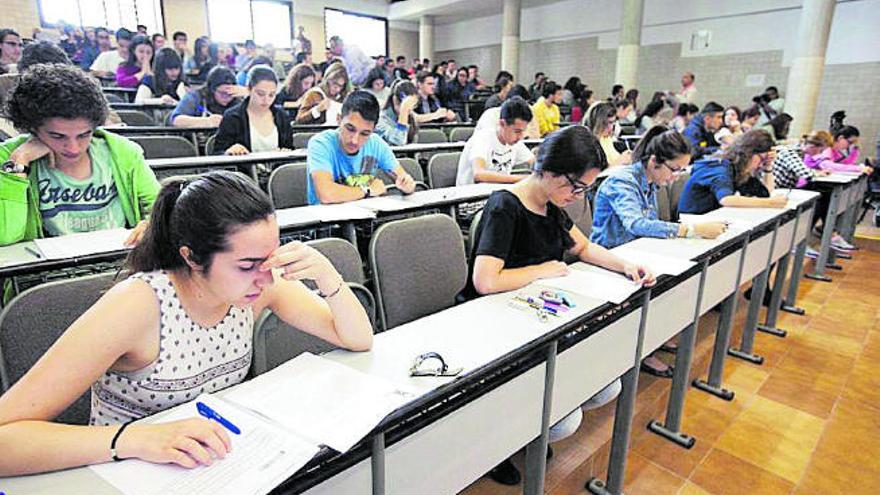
[462,248,880,495]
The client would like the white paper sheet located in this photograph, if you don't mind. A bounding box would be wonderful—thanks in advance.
[224,352,417,453]
[538,263,643,304]
[33,228,131,259]
[354,196,417,212]
[90,394,319,495]
[773,189,821,209]
[812,174,856,184]
[401,184,505,206]
[610,245,696,276]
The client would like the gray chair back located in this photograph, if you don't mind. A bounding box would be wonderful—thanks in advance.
[307,238,365,285]
[369,214,468,331]
[449,127,474,142]
[564,194,593,238]
[268,162,309,209]
[251,284,376,374]
[656,184,672,222]
[292,132,317,149]
[129,135,198,159]
[204,134,217,156]
[0,272,117,425]
[116,110,155,126]
[668,170,691,221]
[416,129,448,144]
[397,157,425,183]
[427,152,461,189]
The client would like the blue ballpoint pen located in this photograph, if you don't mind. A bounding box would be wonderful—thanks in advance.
[196,401,241,435]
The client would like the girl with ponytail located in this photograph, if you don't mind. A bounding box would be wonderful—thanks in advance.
[0,171,373,476]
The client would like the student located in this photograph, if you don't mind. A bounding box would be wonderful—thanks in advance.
[443,67,476,120]
[212,66,292,155]
[586,102,631,167]
[135,47,187,104]
[714,106,743,149]
[740,105,761,132]
[612,97,634,136]
[678,129,789,215]
[136,24,148,35]
[172,31,189,60]
[296,61,350,125]
[306,91,417,205]
[528,72,546,102]
[571,88,593,124]
[0,171,373,476]
[183,36,215,83]
[467,64,486,89]
[669,102,697,133]
[531,81,562,136]
[483,74,513,110]
[624,89,639,122]
[364,68,391,107]
[759,113,793,142]
[476,84,542,140]
[170,66,239,128]
[151,33,165,49]
[235,39,257,71]
[0,64,159,247]
[375,79,419,146]
[79,27,110,71]
[275,63,316,110]
[807,125,872,175]
[561,77,582,109]
[235,56,272,86]
[465,126,653,485]
[456,96,535,186]
[18,41,71,72]
[682,101,724,161]
[611,84,624,100]
[0,29,22,73]
[116,35,153,89]
[91,28,132,78]
[413,71,456,123]
[393,55,409,80]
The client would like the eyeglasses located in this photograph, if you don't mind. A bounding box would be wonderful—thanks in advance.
[661,162,686,176]
[563,174,593,195]
[2,41,22,48]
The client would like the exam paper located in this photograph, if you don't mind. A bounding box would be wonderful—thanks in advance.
[33,228,131,259]
[610,245,696,276]
[90,394,319,495]
[355,196,417,212]
[224,352,417,453]
[538,263,642,304]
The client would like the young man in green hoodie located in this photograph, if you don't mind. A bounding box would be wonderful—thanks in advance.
[0,63,159,247]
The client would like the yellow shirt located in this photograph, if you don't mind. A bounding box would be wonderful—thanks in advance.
[531,97,561,136]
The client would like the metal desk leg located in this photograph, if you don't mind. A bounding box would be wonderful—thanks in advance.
[782,238,808,315]
[807,186,840,282]
[647,259,709,448]
[693,237,749,401]
[524,341,558,495]
[188,131,200,155]
[758,252,789,337]
[587,291,652,495]
[371,433,385,495]
[248,163,260,183]
[343,222,358,247]
[730,221,779,364]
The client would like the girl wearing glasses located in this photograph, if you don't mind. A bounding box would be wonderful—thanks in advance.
[678,129,789,215]
[809,125,873,175]
[463,125,654,486]
[296,62,350,125]
[585,102,632,167]
[590,126,726,378]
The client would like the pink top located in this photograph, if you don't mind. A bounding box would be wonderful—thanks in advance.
[115,64,141,88]
[804,146,862,173]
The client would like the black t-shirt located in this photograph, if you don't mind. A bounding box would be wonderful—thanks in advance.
[462,190,575,300]
[737,175,771,198]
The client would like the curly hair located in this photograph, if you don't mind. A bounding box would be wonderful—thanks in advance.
[722,129,774,185]
[5,63,108,133]
[18,41,71,72]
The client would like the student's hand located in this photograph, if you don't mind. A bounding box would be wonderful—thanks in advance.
[207,114,223,127]
[124,220,149,247]
[620,150,633,164]
[117,418,231,469]
[400,95,419,114]
[694,221,727,239]
[767,195,788,208]
[260,240,343,291]
[536,260,570,279]
[395,172,416,194]
[8,136,54,171]
[816,170,832,177]
[316,98,331,113]
[432,107,448,120]
[623,262,655,287]
[160,94,176,104]
[369,179,387,197]
[861,165,874,175]
[225,144,249,155]
[445,109,457,121]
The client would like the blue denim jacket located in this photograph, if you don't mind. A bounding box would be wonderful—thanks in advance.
[590,161,679,249]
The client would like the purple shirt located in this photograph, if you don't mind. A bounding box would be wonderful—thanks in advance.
[115,64,141,88]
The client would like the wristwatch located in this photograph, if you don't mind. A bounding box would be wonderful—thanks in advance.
[361,185,372,198]
[2,160,24,174]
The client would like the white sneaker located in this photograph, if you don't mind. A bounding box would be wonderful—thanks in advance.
[805,247,819,259]
[831,235,855,251]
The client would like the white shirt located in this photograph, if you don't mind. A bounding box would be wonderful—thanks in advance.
[90,50,125,74]
[250,123,279,152]
[456,128,534,186]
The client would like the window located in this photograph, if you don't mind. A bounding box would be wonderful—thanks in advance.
[324,8,388,58]
[38,0,165,34]
[206,0,293,48]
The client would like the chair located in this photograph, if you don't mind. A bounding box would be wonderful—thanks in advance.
[0,272,117,425]
[668,170,691,221]
[656,184,672,222]
[466,209,484,257]
[397,157,425,183]
[564,194,593,238]
[369,214,468,331]
[449,127,474,142]
[427,152,461,189]
[104,93,124,103]
[116,110,155,126]
[292,132,317,149]
[307,238,366,285]
[251,283,376,375]
[204,134,217,156]
[416,128,449,166]
[267,162,309,209]
[129,135,198,159]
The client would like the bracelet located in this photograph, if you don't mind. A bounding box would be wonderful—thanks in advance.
[110,420,135,461]
[317,279,344,299]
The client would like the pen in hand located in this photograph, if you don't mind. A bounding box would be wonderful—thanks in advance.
[197,401,241,435]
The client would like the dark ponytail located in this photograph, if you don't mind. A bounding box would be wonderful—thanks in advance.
[126,171,274,274]
[632,125,691,165]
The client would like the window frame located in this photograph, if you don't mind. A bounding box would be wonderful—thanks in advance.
[205,0,295,48]
[323,7,389,58]
[36,0,167,33]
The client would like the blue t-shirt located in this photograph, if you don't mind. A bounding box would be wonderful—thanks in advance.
[306,129,398,205]
[677,158,735,215]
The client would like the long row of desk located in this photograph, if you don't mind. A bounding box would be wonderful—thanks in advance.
[3,189,822,494]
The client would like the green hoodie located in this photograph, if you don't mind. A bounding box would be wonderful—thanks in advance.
[0,129,160,246]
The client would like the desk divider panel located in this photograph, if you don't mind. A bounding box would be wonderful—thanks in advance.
[384,364,546,495]
[771,218,796,262]
[699,251,743,314]
[303,459,372,495]
[795,208,813,243]
[642,273,701,358]
[740,232,774,281]
[835,184,851,215]
[550,310,640,425]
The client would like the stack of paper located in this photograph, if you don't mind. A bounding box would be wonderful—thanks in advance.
[610,245,696,276]
[538,263,643,304]
[33,228,131,259]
